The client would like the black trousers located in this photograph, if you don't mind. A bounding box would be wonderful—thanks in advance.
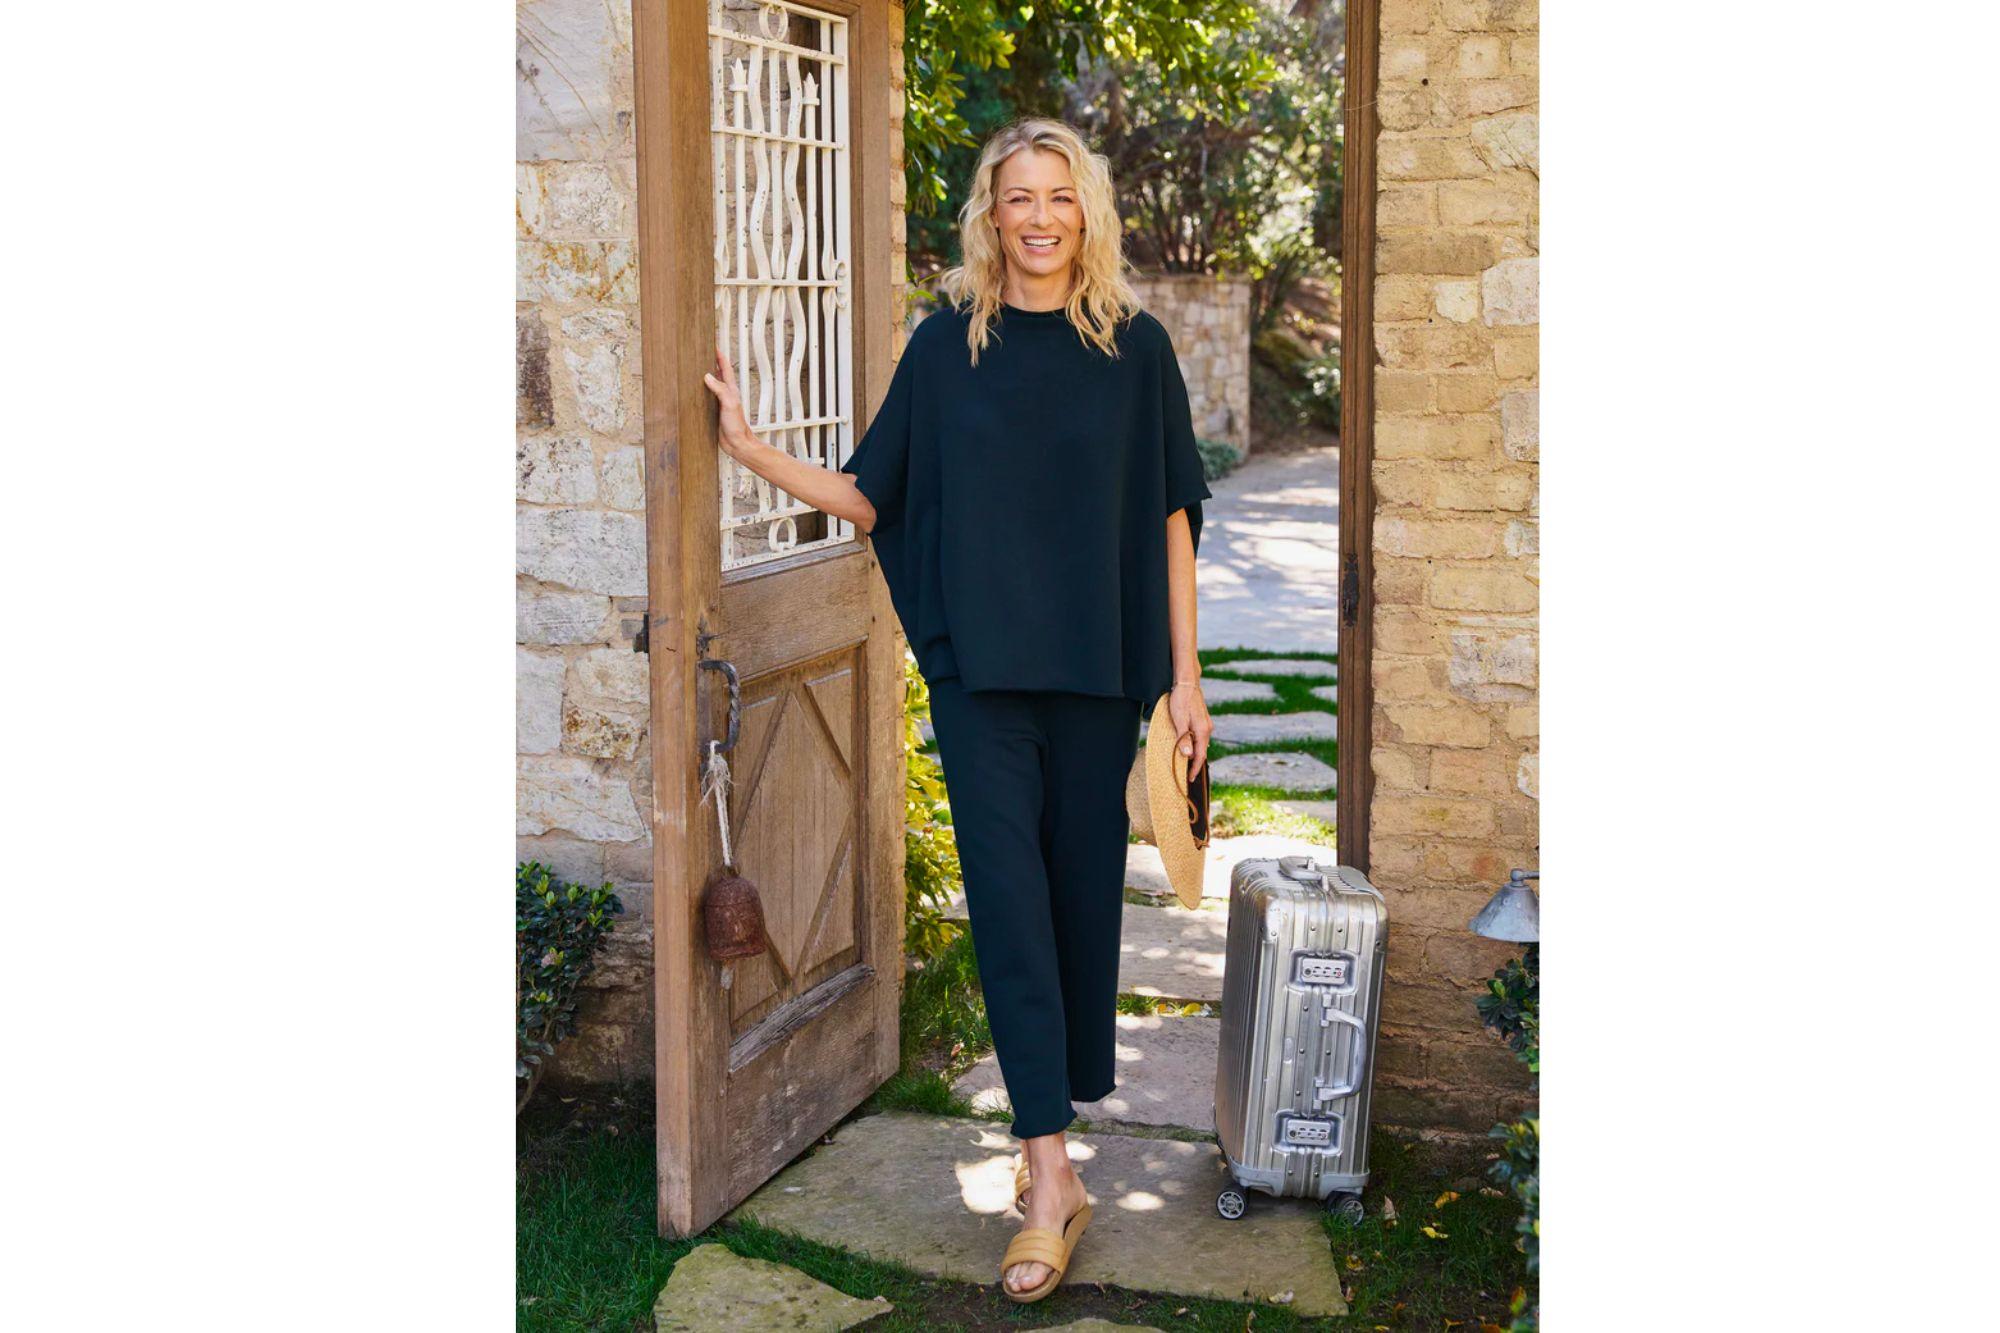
[925,675,1144,1139]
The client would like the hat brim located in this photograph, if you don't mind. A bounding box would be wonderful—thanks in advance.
[1143,691,1208,911]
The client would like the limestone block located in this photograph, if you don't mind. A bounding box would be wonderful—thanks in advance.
[1494,330,1539,380]
[1430,747,1516,798]
[1377,131,1488,182]
[1461,77,1537,117]
[1448,629,1537,694]
[1443,0,1539,32]
[1505,518,1539,556]
[1434,372,1499,413]
[1517,751,1539,799]
[518,648,565,754]
[600,446,645,511]
[1457,33,1505,77]
[1472,111,1544,172]
[516,0,629,162]
[518,585,612,645]
[1377,516,1501,560]
[1379,230,1501,276]
[518,309,554,429]
[518,435,597,504]
[518,507,647,595]
[563,645,649,759]
[516,833,605,889]
[1481,257,1539,326]
[1384,702,1493,748]
[1501,388,1538,460]
[519,752,645,840]
[1435,278,1480,323]
[518,240,639,305]
[519,161,632,239]
[1373,795,1497,840]
[1381,38,1431,82]
[1430,566,1536,613]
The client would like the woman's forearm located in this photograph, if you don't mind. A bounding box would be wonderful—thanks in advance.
[724,429,878,533]
[1166,508,1200,684]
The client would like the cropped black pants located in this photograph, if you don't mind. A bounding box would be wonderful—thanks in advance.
[925,675,1144,1140]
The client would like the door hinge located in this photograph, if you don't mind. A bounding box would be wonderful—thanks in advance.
[1340,552,1360,626]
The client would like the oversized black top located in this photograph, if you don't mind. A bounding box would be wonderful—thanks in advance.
[839,299,1213,705]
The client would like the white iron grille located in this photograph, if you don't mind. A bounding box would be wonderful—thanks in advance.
[709,0,855,571]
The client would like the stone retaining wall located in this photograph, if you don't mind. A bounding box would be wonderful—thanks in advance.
[1128,273,1253,459]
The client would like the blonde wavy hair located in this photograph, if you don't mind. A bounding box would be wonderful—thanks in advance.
[934,118,1142,366]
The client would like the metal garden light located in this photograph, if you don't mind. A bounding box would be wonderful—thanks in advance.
[1470,868,1539,942]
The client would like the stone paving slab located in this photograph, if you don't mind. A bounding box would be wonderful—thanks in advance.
[652,1242,892,1331]
[1204,750,1337,792]
[1271,799,1338,825]
[728,1112,1346,1317]
[1190,677,1277,704]
[953,1013,1221,1132]
[1041,1321,1166,1332]
[1310,683,1337,704]
[940,894,1228,1001]
[1208,656,1337,679]
[1204,711,1337,745]
[1126,832,1337,905]
[1119,904,1229,1002]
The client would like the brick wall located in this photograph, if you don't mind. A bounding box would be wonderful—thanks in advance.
[1367,0,1540,1131]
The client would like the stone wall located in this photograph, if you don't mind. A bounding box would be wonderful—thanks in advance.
[517,0,917,1089]
[1128,274,1254,459]
[1366,0,1539,1130]
[516,0,653,1085]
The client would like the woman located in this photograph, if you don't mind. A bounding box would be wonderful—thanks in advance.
[703,117,1213,1301]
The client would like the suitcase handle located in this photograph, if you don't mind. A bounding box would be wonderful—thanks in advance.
[1279,856,1385,903]
[1313,1004,1369,1102]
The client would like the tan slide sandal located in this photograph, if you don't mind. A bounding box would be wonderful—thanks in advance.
[999,1197,1092,1304]
[1012,1156,1033,1212]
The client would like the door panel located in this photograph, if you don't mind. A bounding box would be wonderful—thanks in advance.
[635,0,903,1239]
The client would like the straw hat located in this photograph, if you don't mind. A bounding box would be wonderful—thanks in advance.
[1124,690,1211,910]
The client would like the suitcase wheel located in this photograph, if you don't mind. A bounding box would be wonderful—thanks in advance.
[1215,1187,1248,1221]
[1324,1193,1365,1225]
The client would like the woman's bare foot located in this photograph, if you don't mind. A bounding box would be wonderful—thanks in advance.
[1005,1136,1088,1294]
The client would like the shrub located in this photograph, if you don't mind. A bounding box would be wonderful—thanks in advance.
[1195,435,1243,483]
[517,862,624,1114]
[1479,944,1539,1331]
[899,655,964,963]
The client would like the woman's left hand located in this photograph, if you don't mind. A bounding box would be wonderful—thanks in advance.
[1168,681,1211,779]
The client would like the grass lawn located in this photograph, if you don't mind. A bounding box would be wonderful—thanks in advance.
[518,646,1535,1329]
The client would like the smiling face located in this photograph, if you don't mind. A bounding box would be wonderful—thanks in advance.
[992,147,1084,293]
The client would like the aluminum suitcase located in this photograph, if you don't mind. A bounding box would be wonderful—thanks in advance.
[1212,855,1388,1223]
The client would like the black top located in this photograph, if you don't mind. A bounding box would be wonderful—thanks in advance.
[839,299,1213,705]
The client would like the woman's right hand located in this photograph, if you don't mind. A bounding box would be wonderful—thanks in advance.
[702,344,755,457]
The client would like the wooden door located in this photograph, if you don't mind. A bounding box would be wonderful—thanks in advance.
[634,0,905,1238]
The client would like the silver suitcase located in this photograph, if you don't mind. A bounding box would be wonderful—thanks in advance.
[1212,855,1388,1224]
